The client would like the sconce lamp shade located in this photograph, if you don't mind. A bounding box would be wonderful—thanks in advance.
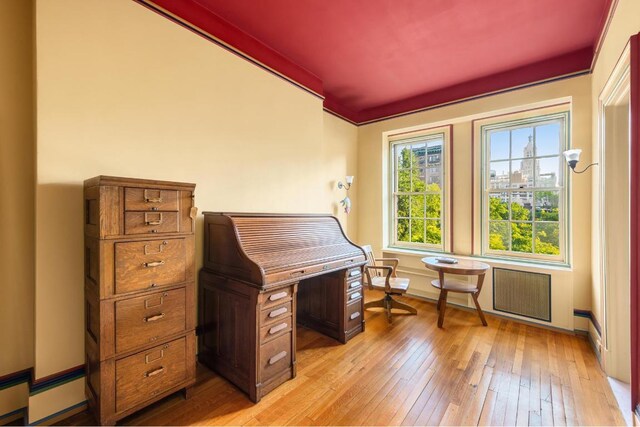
[563,149,582,171]
[345,176,354,185]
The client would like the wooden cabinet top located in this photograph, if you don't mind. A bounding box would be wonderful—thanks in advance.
[84,175,196,191]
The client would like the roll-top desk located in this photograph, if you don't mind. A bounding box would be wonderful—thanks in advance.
[199,213,367,402]
[83,176,197,425]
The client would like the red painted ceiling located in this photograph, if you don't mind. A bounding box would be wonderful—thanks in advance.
[147,0,611,124]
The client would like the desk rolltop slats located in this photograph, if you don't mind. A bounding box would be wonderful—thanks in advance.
[203,213,366,288]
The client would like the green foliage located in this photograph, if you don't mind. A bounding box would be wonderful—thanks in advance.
[395,146,442,245]
[489,196,508,220]
[511,222,532,253]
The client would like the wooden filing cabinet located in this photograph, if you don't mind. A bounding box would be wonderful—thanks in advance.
[84,176,196,425]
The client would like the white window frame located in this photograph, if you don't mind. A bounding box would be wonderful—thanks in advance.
[481,112,569,263]
[389,130,448,252]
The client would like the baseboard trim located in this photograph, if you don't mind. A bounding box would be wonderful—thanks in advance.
[29,400,87,426]
[574,309,602,336]
[0,407,26,426]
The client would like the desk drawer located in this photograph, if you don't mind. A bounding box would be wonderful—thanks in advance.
[115,288,186,353]
[115,337,186,413]
[124,188,179,212]
[259,332,292,382]
[259,315,292,344]
[346,267,362,280]
[115,239,186,294]
[346,279,362,293]
[260,301,292,326]
[262,286,293,308]
[346,300,363,331]
[124,212,179,235]
[346,288,363,303]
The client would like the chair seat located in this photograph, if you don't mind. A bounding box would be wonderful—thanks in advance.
[431,279,478,293]
[370,276,410,292]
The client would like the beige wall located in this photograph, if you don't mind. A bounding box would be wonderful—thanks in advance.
[357,75,593,331]
[589,0,640,374]
[31,0,357,420]
[0,0,35,378]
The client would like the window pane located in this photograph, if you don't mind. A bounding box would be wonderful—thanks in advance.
[489,130,510,161]
[397,219,410,242]
[396,195,409,217]
[427,139,443,165]
[398,146,412,169]
[535,156,560,188]
[511,222,533,253]
[511,159,534,188]
[397,169,411,192]
[489,192,509,220]
[410,219,425,243]
[535,223,560,255]
[489,222,509,251]
[411,168,426,192]
[411,143,426,168]
[489,161,510,189]
[535,123,561,156]
[511,191,532,221]
[426,220,441,244]
[535,191,560,221]
[512,127,534,158]
[426,165,442,188]
[426,193,441,218]
[410,195,425,218]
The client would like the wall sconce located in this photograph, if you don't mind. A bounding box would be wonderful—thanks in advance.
[337,176,354,214]
[563,149,598,174]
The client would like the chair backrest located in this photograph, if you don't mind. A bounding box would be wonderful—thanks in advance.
[360,245,382,285]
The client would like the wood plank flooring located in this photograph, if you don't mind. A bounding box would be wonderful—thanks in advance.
[61,290,625,426]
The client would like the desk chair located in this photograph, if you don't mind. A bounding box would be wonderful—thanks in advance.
[361,245,417,323]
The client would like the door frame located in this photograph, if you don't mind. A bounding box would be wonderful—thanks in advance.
[630,32,640,414]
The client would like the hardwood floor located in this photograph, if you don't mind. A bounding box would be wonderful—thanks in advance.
[61,290,625,426]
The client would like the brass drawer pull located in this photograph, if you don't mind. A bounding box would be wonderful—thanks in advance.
[350,292,361,300]
[290,270,305,277]
[269,322,288,335]
[144,366,165,378]
[144,189,163,203]
[144,241,167,255]
[350,311,361,320]
[145,349,164,363]
[269,307,288,318]
[144,212,163,225]
[144,293,167,308]
[350,281,361,289]
[143,260,165,268]
[269,351,287,365]
[350,270,361,277]
[144,313,165,322]
[269,291,288,301]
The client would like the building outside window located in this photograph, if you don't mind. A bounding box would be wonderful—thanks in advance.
[390,132,445,250]
[482,112,568,262]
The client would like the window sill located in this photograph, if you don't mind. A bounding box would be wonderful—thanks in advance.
[382,246,573,272]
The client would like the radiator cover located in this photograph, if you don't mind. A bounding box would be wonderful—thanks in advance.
[493,268,551,322]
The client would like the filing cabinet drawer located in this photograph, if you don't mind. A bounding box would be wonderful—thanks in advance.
[124,212,180,235]
[124,188,179,212]
[259,332,292,382]
[115,238,186,294]
[346,299,363,331]
[259,315,292,344]
[115,288,186,353]
[260,301,292,326]
[115,337,187,413]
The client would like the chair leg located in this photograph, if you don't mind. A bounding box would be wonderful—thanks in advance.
[437,290,448,328]
[364,298,385,310]
[389,298,417,314]
[384,294,392,323]
[472,293,488,326]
